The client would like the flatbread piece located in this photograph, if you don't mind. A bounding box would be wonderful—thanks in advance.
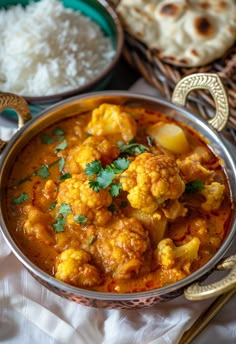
[117,0,236,67]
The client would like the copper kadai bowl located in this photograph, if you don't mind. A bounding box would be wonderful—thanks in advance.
[0,73,236,309]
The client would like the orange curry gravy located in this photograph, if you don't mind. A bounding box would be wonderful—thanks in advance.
[6,104,232,293]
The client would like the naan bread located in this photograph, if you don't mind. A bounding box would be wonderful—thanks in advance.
[117,0,236,67]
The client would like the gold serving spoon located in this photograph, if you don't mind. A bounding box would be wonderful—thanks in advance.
[179,289,236,344]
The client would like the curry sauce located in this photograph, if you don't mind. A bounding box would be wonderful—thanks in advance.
[6,104,232,293]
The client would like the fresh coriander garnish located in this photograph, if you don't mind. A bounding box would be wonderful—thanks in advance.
[41,133,54,144]
[49,202,57,210]
[74,214,87,225]
[12,192,29,204]
[109,182,122,197]
[89,236,97,245]
[85,158,130,196]
[57,203,72,217]
[41,127,65,145]
[55,135,65,142]
[112,158,130,173]
[10,159,60,188]
[117,140,148,155]
[53,202,72,232]
[52,127,64,136]
[53,217,66,233]
[85,160,102,176]
[88,180,100,193]
[58,158,65,172]
[185,179,205,194]
[96,169,115,189]
[58,173,71,181]
[54,140,68,152]
[36,164,50,179]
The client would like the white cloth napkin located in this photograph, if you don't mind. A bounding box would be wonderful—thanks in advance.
[1,79,236,344]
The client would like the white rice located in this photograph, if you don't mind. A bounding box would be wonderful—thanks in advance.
[0,0,115,97]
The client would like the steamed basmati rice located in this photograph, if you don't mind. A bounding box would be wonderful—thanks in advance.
[0,0,115,97]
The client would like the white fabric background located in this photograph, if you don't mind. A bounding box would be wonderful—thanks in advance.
[0,79,236,344]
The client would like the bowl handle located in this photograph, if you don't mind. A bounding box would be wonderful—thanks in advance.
[0,92,31,151]
[172,73,229,132]
[184,255,236,301]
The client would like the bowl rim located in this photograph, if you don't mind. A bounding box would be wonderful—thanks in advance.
[0,0,124,104]
[0,90,236,301]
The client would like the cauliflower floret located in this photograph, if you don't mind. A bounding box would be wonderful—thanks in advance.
[121,152,185,213]
[65,135,119,174]
[96,218,149,279]
[162,199,188,220]
[55,248,102,287]
[200,182,225,211]
[86,103,137,143]
[57,174,112,226]
[177,146,213,182]
[156,237,200,274]
[23,205,54,245]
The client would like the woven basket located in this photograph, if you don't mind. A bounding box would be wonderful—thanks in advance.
[123,34,236,144]
[108,1,236,144]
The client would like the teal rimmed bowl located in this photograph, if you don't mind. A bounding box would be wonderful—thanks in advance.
[0,0,123,107]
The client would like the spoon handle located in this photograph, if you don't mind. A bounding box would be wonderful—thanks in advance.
[179,289,236,344]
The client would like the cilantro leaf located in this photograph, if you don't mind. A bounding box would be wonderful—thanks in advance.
[128,137,136,144]
[112,158,130,173]
[53,217,66,232]
[49,202,57,210]
[53,203,72,232]
[58,173,71,181]
[109,182,122,197]
[96,169,115,189]
[36,165,50,179]
[10,159,61,188]
[185,179,205,194]
[74,214,87,225]
[53,127,64,136]
[86,158,129,196]
[89,236,97,245]
[55,140,68,151]
[85,160,102,177]
[41,133,54,144]
[41,128,65,145]
[88,180,100,193]
[58,158,65,172]
[12,192,29,204]
[117,141,148,155]
[57,203,72,217]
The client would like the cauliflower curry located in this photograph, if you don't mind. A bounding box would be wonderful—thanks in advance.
[6,104,232,293]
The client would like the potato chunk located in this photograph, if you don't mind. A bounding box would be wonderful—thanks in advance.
[147,123,189,154]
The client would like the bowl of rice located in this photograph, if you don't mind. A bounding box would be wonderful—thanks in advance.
[0,0,123,105]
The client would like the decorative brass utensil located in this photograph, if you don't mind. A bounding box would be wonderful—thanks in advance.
[179,289,236,344]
